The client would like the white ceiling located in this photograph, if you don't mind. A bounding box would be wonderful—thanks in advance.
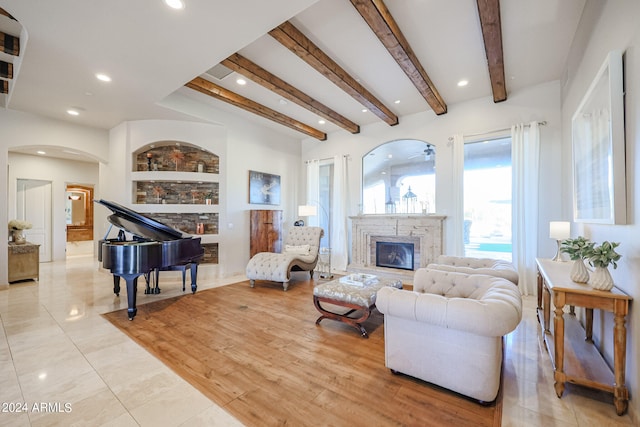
[2,0,586,160]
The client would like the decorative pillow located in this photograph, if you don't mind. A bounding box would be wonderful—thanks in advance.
[284,244,311,255]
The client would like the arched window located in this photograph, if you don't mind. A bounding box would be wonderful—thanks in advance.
[362,140,435,214]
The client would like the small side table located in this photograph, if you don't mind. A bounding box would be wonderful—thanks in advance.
[8,242,40,283]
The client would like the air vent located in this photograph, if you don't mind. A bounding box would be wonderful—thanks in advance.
[205,63,233,80]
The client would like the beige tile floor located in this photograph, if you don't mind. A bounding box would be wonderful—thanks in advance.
[0,256,636,426]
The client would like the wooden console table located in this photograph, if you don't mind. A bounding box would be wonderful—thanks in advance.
[536,258,631,415]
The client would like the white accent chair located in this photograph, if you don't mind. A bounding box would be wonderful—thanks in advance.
[246,226,323,291]
[376,268,522,402]
[427,255,519,285]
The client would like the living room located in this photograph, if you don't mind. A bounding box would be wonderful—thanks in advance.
[1,0,639,425]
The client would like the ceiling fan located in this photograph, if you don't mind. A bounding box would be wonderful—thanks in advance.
[408,144,435,160]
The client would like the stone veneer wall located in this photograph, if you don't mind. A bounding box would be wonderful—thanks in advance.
[349,214,445,282]
[144,212,219,236]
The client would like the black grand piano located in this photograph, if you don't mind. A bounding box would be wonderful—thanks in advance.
[96,199,204,320]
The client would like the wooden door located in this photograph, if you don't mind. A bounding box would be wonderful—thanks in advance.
[250,210,282,257]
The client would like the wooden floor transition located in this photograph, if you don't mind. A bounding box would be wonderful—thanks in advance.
[103,274,502,427]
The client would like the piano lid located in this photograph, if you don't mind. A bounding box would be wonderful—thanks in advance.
[95,199,188,241]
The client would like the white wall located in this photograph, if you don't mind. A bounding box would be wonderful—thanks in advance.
[561,0,640,420]
[8,153,99,262]
[301,80,563,265]
[0,109,108,286]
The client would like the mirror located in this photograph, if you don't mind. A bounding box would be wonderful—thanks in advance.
[362,139,436,214]
[571,50,626,224]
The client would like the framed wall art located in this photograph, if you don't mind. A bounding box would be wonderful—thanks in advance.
[572,50,626,224]
[248,170,281,205]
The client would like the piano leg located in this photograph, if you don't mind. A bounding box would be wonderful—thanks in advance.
[120,274,140,320]
[113,276,121,296]
[190,263,198,293]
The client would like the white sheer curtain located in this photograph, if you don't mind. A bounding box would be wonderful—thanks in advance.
[305,160,320,227]
[511,121,540,295]
[331,155,348,271]
[451,134,465,256]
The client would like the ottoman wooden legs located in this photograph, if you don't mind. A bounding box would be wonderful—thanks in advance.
[313,295,373,338]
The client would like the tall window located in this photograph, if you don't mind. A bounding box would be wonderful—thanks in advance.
[318,162,333,249]
[463,137,512,261]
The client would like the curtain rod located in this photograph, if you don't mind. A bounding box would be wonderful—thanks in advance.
[448,120,547,142]
[304,154,350,164]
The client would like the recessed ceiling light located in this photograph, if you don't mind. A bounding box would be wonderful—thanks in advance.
[164,0,185,9]
[362,108,368,113]
[96,73,112,82]
[37,150,46,155]
[279,99,288,106]
[67,109,80,116]
[457,79,469,87]
[236,78,247,85]
[394,100,401,104]
[318,119,326,125]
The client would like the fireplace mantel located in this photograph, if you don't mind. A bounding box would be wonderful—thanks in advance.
[348,214,446,282]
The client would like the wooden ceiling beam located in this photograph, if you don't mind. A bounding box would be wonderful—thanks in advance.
[350,0,447,115]
[185,77,327,141]
[222,53,360,134]
[0,80,7,94]
[0,60,13,79]
[0,7,16,21]
[476,0,507,102]
[0,31,20,56]
[269,21,398,126]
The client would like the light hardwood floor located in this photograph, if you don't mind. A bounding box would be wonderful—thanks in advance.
[0,256,636,426]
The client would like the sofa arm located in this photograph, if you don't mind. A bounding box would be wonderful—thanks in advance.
[376,286,522,337]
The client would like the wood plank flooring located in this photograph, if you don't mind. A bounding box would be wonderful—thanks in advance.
[103,275,502,427]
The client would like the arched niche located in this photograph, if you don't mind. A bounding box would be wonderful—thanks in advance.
[132,140,219,173]
[362,139,436,214]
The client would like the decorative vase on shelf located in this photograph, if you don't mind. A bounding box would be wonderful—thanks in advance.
[590,266,614,291]
[570,259,589,283]
[11,229,26,245]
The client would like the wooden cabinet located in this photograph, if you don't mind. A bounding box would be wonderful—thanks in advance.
[8,242,40,283]
[250,210,282,257]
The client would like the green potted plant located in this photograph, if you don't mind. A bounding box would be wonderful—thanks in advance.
[560,236,593,283]
[584,241,621,291]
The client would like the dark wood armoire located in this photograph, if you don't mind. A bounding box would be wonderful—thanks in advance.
[249,210,283,257]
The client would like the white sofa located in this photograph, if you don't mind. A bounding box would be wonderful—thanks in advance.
[376,268,522,402]
[427,255,519,285]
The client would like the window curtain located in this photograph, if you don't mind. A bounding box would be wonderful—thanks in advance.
[331,155,348,271]
[511,122,540,296]
[451,134,465,256]
[305,160,320,227]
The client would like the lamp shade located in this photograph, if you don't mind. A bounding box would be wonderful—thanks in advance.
[298,205,317,217]
[549,221,570,240]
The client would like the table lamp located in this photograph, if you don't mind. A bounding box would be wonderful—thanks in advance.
[549,221,570,261]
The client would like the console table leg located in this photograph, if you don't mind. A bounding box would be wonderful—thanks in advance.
[613,305,629,415]
[553,300,566,397]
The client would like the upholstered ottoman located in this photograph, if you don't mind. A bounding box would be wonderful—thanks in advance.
[313,277,402,338]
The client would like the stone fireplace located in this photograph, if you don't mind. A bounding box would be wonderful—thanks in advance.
[348,214,445,282]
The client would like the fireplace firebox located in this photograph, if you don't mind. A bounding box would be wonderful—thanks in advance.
[376,242,414,271]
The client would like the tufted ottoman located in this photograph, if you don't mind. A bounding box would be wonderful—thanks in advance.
[313,277,402,338]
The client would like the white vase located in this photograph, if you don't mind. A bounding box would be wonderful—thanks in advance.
[11,229,26,245]
[590,266,614,291]
[570,259,589,283]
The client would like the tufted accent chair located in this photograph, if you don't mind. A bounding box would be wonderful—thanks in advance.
[427,255,519,285]
[246,226,324,291]
[376,268,522,402]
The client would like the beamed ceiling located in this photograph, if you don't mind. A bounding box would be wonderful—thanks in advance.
[1,0,586,155]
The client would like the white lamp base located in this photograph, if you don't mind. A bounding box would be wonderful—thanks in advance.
[551,240,564,262]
